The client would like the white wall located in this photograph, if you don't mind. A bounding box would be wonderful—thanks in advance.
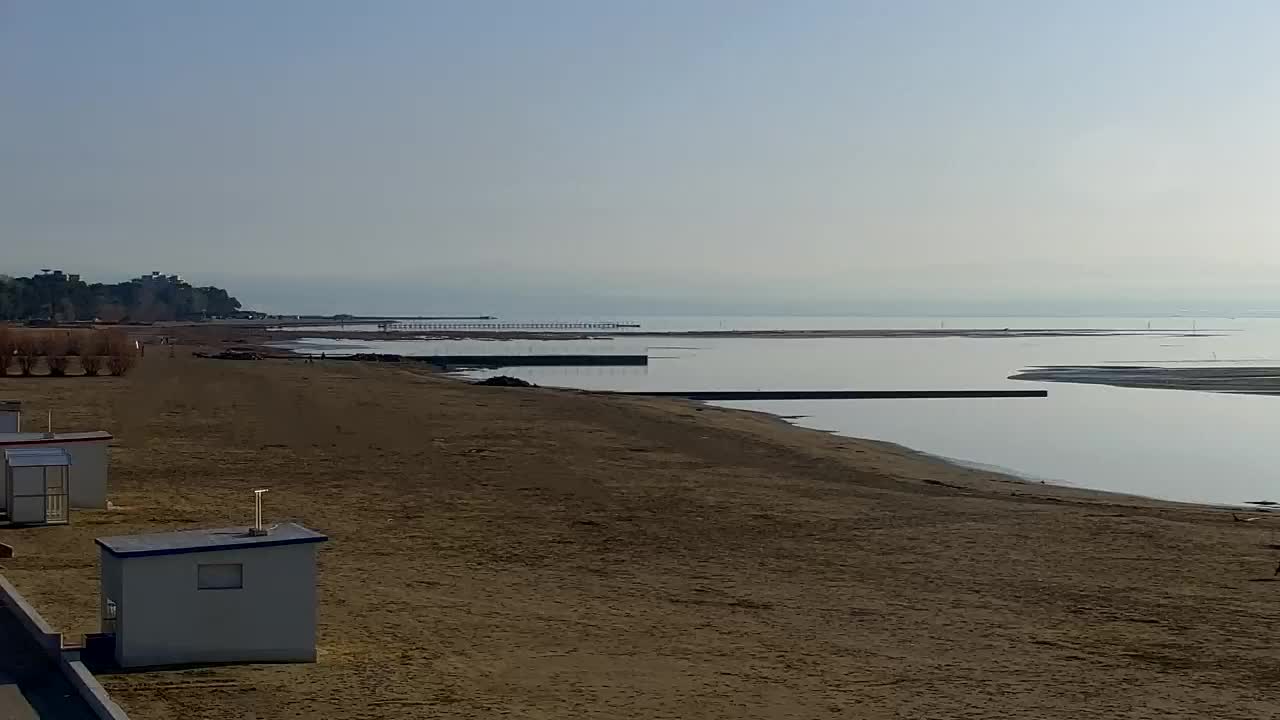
[64,441,108,509]
[110,543,319,668]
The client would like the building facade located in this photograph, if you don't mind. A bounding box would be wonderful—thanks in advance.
[0,432,110,509]
[96,523,328,668]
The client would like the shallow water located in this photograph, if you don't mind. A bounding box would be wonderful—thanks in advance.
[278,316,1280,505]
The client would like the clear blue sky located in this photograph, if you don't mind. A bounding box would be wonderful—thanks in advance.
[3,1,1279,314]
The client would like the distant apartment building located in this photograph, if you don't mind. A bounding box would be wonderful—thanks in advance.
[34,269,80,282]
[135,271,184,285]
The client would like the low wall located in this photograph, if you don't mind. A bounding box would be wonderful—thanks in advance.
[0,572,130,720]
[0,572,61,654]
[63,659,130,720]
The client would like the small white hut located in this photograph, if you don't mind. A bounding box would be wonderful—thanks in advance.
[96,522,328,668]
[4,448,71,525]
[0,431,111,509]
[0,402,19,433]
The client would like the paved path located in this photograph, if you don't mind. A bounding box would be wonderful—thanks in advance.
[0,678,39,720]
[0,607,95,720]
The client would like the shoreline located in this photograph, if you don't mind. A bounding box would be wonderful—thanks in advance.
[437,368,1254,510]
[165,324,1271,508]
[708,397,1246,511]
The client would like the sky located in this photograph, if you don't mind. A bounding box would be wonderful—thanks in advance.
[3,1,1280,315]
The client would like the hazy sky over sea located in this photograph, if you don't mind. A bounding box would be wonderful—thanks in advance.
[3,1,1279,314]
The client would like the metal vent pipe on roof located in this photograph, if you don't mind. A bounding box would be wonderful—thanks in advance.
[251,488,270,536]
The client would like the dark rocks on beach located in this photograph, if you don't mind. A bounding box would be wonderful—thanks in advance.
[194,350,262,360]
[473,375,537,388]
[349,353,403,362]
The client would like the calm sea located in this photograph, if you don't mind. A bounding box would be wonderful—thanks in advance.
[277,316,1280,505]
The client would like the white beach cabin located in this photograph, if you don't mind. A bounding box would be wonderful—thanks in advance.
[0,402,19,433]
[95,522,328,668]
[3,448,71,525]
[0,431,111,509]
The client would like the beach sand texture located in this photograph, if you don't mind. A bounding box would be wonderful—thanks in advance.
[2,354,1280,718]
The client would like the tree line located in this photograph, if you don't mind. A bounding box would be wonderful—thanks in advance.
[0,272,242,322]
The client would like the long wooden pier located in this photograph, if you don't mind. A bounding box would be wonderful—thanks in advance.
[378,321,641,331]
[620,389,1047,400]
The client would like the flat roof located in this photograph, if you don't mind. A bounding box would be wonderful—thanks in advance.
[0,431,113,447]
[95,522,328,558]
[4,448,72,467]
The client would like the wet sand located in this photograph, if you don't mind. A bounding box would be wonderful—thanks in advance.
[1012,365,1280,395]
[3,354,1280,718]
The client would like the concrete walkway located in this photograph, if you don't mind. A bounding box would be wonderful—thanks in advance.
[0,678,39,720]
[0,607,95,720]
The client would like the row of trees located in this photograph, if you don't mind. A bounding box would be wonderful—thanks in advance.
[0,327,138,377]
[0,272,242,322]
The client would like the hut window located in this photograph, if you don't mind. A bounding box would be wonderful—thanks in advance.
[197,563,243,590]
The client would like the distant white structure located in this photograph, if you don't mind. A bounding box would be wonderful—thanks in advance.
[96,522,328,668]
[135,271,183,285]
[4,448,70,525]
[0,402,19,433]
[0,431,110,509]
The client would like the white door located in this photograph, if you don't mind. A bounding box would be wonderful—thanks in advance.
[45,469,67,523]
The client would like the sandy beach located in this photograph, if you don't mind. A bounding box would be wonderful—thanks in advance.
[3,352,1280,718]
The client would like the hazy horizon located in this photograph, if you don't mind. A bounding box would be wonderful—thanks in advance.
[10,266,1280,318]
[5,1,1280,315]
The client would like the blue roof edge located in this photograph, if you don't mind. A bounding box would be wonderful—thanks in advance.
[94,533,329,559]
